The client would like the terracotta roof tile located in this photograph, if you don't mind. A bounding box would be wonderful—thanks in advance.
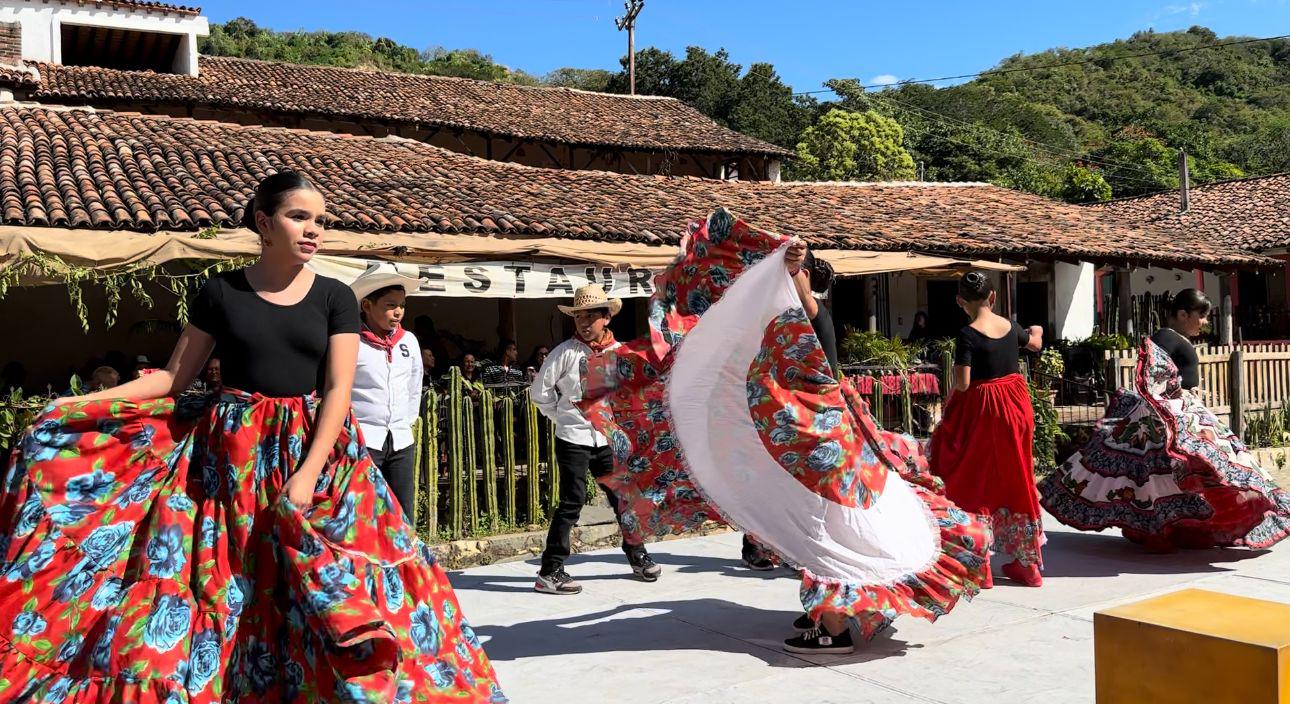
[0,63,38,87]
[70,1,201,15]
[1091,173,1290,252]
[27,56,792,157]
[0,106,1263,267]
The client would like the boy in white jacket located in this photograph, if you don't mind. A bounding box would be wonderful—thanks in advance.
[531,285,661,595]
[350,263,423,522]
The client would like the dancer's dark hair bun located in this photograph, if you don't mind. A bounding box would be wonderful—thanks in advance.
[957,270,994,302]
[803,250,834,294]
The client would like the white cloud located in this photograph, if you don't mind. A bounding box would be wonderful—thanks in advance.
[869,74,900,87]
[1162,2,1205,15]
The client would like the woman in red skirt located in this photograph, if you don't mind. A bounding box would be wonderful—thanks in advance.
[0,172,504,702]
[930,271,1045,587]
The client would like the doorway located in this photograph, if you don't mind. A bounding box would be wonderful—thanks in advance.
[1017,281,1050,338]
[926,280,967,340]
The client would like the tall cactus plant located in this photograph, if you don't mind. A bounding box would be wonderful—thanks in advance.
[502,396,517,524]
[480,388,499,529]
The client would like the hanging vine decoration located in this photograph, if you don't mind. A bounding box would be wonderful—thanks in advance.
[0,252,252,332]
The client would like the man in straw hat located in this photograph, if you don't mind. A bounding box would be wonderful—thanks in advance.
[350,261,424,521]
[531,284,661,594]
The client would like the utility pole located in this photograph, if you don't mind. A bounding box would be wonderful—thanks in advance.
[616,0,644,94]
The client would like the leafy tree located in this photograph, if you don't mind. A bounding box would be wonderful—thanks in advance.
[791,109,917,181]
[1222,115,1290,174]
[542,67,614,92]
[203,21,1290,200]
[604,46,813,149]
[728,63,814,148]
[1092,128,1179,196]
[605,47,679,96]
[1060,164,1113,202]
[200,18,536,83]
[670,47,741,122]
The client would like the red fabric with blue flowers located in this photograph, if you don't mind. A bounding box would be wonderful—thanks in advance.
[580,209,990,640]
[0,391,504,702]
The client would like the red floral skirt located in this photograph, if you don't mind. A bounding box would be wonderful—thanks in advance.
[0,390,504,702]
[1040,339,1290,549]
[930,374,1044,567]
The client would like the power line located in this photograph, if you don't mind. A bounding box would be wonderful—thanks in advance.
[793,32,1290,96]
[866,91,1169,181]
[899,120,1172,191]
[873,93,1174,190]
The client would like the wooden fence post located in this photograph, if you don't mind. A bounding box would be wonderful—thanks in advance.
[1229,349,1245,437]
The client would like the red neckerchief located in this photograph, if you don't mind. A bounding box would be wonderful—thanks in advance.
[583,330,617,354]
[360,323,406,362]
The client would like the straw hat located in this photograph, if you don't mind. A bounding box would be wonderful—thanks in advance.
[558,284,622,316]
[350,261,422,302]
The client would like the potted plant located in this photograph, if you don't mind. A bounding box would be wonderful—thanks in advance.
[839,328,921,370]
[1029,379,1069,477]
[1033,348,1065,403]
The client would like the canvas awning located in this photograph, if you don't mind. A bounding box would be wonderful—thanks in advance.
[810,250,1022,277]
[0,225,1021,295]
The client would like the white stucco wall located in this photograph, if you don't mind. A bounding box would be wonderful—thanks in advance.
[767,160,782,183]
[1129,267,1219,298]
[0,0,208,74]
[886,271,921,338]
[1054,261,1096,341]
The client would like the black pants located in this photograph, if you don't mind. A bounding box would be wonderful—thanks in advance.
[540,437,643,574]
[368,432,416,522]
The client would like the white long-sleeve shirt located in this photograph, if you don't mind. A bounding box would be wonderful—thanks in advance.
[530,336,620,447]
[352,330,424,451]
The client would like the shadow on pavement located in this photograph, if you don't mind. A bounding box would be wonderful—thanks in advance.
[451,552,797,594]
[1037,530,1270,578]
[471,597,922,668]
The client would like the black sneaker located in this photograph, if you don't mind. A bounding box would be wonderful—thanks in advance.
[742,552,775,571]
[534,569,583,595]
[792,614,816,633]
[628,551,661,582]
[783,625,854,654]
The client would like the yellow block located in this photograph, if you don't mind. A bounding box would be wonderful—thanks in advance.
[1095,588,1290,704]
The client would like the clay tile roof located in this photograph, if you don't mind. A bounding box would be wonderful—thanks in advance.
[0,64,37,88]
[1090,173,1290,252]
[27,56,793,157]
[0,106,1264,267]
[70,1,201,15]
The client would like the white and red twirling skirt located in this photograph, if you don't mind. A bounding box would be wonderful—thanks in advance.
[579,209,990,640]
[1040,339,1290,549]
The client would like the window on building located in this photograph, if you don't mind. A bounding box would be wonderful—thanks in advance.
[60,23,182,73]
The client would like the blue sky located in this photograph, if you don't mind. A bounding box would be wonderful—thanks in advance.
[205,0,1289,93]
